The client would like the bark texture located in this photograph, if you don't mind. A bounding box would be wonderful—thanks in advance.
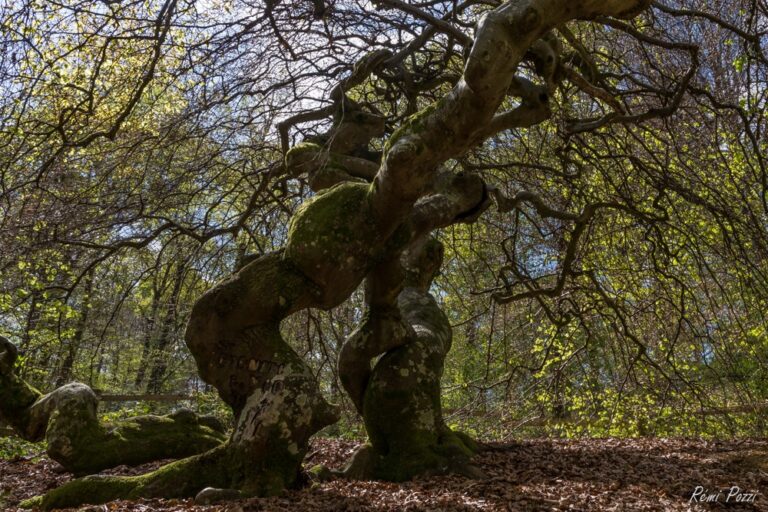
[26,369,337,510]
[342,239,484,481]
[25,0,652,508]
[0,336,226,475]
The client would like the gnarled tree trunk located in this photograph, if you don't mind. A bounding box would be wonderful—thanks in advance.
[342,239,484,481]
[24,1,652,508]
[0,337,226,476]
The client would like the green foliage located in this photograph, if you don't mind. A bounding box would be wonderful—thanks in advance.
[0,437,44,461]
[1,0,766,449]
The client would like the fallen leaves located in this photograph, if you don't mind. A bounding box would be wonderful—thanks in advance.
[1,437,765,511]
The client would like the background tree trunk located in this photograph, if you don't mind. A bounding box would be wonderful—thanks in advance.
[55,269,94,387]
[147,260,186,393]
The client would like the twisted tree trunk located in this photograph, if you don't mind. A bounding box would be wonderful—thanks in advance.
[24,1,651,509]
[0,337,226,476]
[26,183,395,509]
[342,238,484,481]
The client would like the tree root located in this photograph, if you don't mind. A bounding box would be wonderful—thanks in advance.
[342,429,487,482]
[23,370,338,510]
[0,337,226,475]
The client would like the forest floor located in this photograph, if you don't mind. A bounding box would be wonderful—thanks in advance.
[1,437,766,511]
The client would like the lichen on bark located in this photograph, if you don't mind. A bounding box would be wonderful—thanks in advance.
[20,0,654,508]
[0,337,226,476]
[25,368,337,511]
[340,239,484,481]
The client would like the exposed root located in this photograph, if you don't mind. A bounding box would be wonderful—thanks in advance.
[0,337,226,475]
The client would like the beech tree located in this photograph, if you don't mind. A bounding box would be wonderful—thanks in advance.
[0,0,766,509]
[0,336,226,474]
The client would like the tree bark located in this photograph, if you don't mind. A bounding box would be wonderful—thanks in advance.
[24,0,652,508]
[0,336,226,476]
[134,273,162,389]
[342,239,484,481]
[147,260,186,393]
[56,269,94,388]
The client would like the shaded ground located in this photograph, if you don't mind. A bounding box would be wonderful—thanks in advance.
[1,438,766,511]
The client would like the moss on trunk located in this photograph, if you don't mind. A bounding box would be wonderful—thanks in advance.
[1,338,226,475]
[0,369,42,438]
[347,288,482,481]
[340,240,483,481]
[25,371,337,511]
[46,400,227,475]
[23,445,232,510]
[0,336,42,438]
